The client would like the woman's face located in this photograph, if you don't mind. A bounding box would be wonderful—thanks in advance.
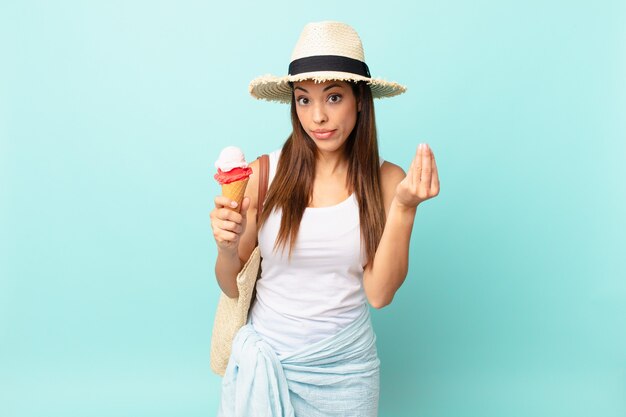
[293,80,359,154]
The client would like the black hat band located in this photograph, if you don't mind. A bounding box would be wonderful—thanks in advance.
[288,55,371,78]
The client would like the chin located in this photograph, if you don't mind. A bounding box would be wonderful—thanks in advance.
[314,141,346,154]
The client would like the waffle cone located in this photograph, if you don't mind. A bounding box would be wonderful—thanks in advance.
[221,179,249,211]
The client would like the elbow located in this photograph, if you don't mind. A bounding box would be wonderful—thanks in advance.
[220,286,239,299]
[364,275,403,309]
[216,277,239,298]
[363,268,406,309]
[368,294,394,309]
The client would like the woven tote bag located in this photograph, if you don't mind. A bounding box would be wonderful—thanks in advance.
[210,154,269,376]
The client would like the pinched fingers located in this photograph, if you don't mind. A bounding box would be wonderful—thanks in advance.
[407,146,420,187]
[399,143,440,207]
[408,144,431,187]
[418,144,433,197]
[430,152,440,196]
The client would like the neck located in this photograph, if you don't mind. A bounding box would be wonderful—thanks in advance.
[315,150,349,177]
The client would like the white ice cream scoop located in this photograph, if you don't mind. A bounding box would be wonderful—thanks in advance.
[214,146,248,172]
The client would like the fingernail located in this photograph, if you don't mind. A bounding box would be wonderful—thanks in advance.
[230,201,238,208]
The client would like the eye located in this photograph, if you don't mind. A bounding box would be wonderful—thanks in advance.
[296,96,309,105]
[328,94,342,103]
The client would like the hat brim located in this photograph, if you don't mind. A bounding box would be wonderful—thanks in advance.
[249,71,407,103]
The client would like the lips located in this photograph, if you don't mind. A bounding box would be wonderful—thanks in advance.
[310,129,337,140]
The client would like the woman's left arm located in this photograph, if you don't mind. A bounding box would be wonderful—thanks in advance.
[363,143,440,308]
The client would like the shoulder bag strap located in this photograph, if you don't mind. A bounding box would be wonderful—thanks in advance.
[256,154,269,224]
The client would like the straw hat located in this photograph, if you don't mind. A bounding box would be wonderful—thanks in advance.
[249,21,407,103]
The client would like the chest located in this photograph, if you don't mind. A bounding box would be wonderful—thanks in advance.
[258,194,365,268]
[309,177,351,208]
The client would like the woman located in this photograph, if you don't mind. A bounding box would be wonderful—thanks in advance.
[211,21,439,416]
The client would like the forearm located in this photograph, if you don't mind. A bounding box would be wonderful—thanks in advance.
[364,199,417,308]
[215,249,244,298]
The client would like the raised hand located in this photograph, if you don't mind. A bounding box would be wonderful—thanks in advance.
[395,143,440,208]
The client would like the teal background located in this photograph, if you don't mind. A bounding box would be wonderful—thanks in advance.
[1,0,625,416]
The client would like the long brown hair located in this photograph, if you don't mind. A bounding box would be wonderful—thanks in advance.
[259,81,386,264]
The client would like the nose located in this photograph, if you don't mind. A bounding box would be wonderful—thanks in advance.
[312,103,328,124]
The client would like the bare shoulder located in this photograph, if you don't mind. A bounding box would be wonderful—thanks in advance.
[245,158,261,210]
[380,161,406,212]
[380,160,406,187]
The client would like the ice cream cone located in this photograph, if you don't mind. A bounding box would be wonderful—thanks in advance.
[214,146,252,211]
[222,178,249,212]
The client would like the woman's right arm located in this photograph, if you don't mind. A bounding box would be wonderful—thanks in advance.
[210,158,261,298]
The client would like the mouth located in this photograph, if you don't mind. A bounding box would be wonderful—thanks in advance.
[310,129,337,140]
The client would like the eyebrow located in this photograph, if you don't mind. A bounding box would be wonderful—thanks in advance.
[293,83,344,93]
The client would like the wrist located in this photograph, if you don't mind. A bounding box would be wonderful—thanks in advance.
[217,246,240,260]
[392,198,419,214]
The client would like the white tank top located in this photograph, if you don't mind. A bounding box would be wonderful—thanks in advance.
[249,150,370,357]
